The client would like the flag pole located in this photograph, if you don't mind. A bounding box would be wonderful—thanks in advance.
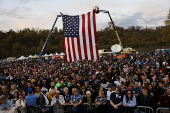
[99,9,124,52]
[38,14,62,63]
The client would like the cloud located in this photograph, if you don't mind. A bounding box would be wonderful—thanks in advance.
[0,6,32,18]
[19,0,35,4]
[105,11,167,28]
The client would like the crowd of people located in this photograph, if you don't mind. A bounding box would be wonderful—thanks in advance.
[0,52,170,113]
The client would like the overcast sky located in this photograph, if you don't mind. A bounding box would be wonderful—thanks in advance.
[0,0,169,31]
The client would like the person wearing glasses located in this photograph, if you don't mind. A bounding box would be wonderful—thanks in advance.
[70,88,84,113]
[123,90,137,113]
[109,86,123,113]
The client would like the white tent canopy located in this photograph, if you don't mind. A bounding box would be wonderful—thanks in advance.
[17,55,28,60]
[60,52,65,55]
[43,53,49,57]
[28,55,33,58]
[55,52,59,55]
[49,53,53,56]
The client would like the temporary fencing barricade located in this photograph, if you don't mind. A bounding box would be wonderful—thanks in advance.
[156,107,169,113]
[41,104,72,113]
[83,103,91,113]
[14,104,92,113]
[15,106,38,113]
[137,106,154,113]
[93,104,107,113]
[41,103,91,113]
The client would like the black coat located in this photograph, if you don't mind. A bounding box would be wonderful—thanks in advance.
[110,92,123,105]
[39,93,46,110]
[138,93,154,109]
[83,96,95,104]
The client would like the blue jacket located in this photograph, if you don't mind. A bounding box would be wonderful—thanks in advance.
[0,100,13,110]
[25,94,38,108]
[130,87,142,94]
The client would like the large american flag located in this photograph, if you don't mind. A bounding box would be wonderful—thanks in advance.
[62,10,99,62]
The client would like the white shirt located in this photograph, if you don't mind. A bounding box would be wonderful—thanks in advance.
[114,81,121,86]
[107,90,114,100]
[51,95,65,105]
[15,99,25,107]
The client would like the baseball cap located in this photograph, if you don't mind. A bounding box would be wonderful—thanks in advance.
[72,80,76,82]
[28,88,33,94]
[41,88,48,92]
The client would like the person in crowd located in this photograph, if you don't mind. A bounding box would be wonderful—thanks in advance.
[69,80,77,94]
[0,95,15,113]
[114,77,121,86]
[79,86,86,96]
[107,84,114,101]
[15,94,26,113]
[138,86,155,112]
[18,88,25,98]
[48,83,57,103]
[58,81,65,95]
[11,91,19,105]
[34,86,41,97]
[42,78,50,89]
[148,84,156,96]
[39,87,49,113]
[1,86,7,94]
[21,81,27,94]
[70,88,84,113]
[63,87,71,105]
[83,91,94,113]
[9,84,18,100]
[25,88,38,113]
[110,86,123,113]
[27,82,35,93]
[63,87,71,113]
[130,81,142,104]
[95,90,107,113]
[37,80,43,88]
[84,81,90,91]
[157,80,166,96]
[156,88,170,112]
[123,90,137,113]
[51,90,65,113]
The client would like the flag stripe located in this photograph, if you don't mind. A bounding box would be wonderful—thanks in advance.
[90,11,97,60]
[74,38,79,60]
[71,37,76,61]
[79,15,85,60]
[82,14,88,60]
[64,38,67,62]
[77,37,82,60]
[64,38,70,62]
[93,10,99,59]
[87,12,94,61]
[67,37,72,62]
[69,37,74,62]
[85,13,91,60]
